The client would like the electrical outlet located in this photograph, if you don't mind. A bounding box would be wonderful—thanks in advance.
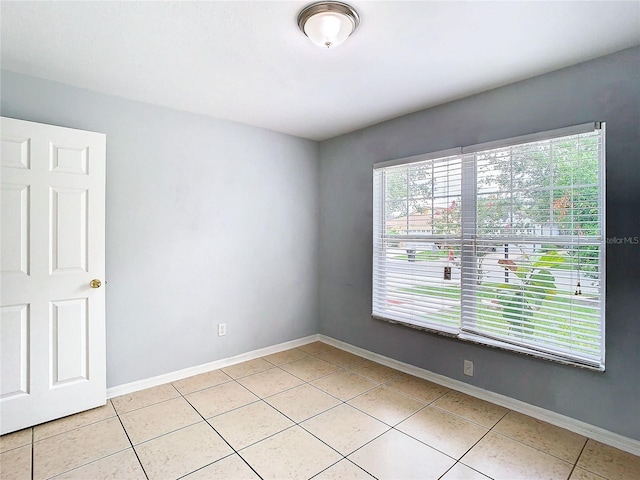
[463,359,474,376]
[218,323,227,337]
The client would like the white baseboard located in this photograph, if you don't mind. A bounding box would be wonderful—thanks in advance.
[106,334,320,399]
[318,334,640,457]
[107,332,639,457]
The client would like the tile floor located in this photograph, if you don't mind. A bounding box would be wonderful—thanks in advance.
[1,341,639,480]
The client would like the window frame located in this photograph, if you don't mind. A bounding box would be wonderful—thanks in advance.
[372,122,606,371]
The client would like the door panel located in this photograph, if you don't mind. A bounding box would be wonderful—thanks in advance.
[0,304,30,398]
[50,144,88,175]
[0,117,106,434]
[50,187,88,273]
[51,298,88,385]
[0,135,30,169]
[1,184,30,275]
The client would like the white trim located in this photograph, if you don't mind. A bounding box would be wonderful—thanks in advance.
[106,333,639,457]
[318,335,640,457]
[106,334,320,399]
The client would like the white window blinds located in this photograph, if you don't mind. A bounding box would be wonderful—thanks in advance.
[373,123,605,370]
[373,151,463,333]
[460,127,605,369]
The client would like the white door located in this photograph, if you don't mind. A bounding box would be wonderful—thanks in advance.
[1,117,106,434]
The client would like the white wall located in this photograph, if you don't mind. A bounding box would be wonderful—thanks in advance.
[1,71,320,387]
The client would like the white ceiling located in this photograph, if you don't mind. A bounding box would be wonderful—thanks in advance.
[2,1,639,141]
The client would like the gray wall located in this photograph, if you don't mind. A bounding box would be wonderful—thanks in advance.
[318,46,640,440]
[1,71,320,387]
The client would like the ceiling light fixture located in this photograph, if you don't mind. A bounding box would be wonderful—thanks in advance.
[297,1,360,49]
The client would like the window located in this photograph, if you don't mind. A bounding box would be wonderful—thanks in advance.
[373,123,605,370]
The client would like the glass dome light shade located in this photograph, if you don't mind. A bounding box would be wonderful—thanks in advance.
[304,12,353,48]
[297,2,360,49]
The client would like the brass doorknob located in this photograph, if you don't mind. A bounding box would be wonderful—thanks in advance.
[90,279,102,289]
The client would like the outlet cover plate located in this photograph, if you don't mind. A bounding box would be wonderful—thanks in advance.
[464,359,474,376]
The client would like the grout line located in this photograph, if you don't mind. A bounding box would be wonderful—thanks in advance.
[395,402,510,470]
[307,456,381,480]
[387,423,461,463]
[307,458,347,480]
[31,427,34,480]
[422,402,508,430]
[172,378,234,397]
[41,446,134,479]
[486,414,591,466]
[566,437,590,478]
[111,385,182,416]
[437,463,457,480]
[30,415,120,444]
[451,420,494,462]
[114,413,150,480]
[28,417,133,480]
[437,461,488,480]
[179,384,264,480]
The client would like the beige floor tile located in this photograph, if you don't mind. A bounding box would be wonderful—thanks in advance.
[171,369,231,395]
[0,428,31,454]
[441,462,491,480]
[221,358,273,379]
[135,422,232,480]
[208,401,294,450]
[263,348,309,366]
[311,370,378,401]
[302,404,389,455]
[297,341,336,355]
[576,439,640,480]
[183,454,260,479]
[185,381,259,418]
[461,432,573,480]
[347,360,401,384]
[433,390,509,427]
[494,411,587,463]
[348,429,456,480]
[236,367,304,398]
[385,374,451,403]
[314,459,375,479]
[348,386,425,425]
[280,356,340,382]
[316,349,366,367]
[0,444,31,480]
[111,383,180,415]
[569,467,607,480]
[34,401,116,442]
[239,426,341,480]
[52,448,146,480]
[33,417,130,480]
[396,406,488,458]
[264,384,341,423]
[119,396,202,445]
